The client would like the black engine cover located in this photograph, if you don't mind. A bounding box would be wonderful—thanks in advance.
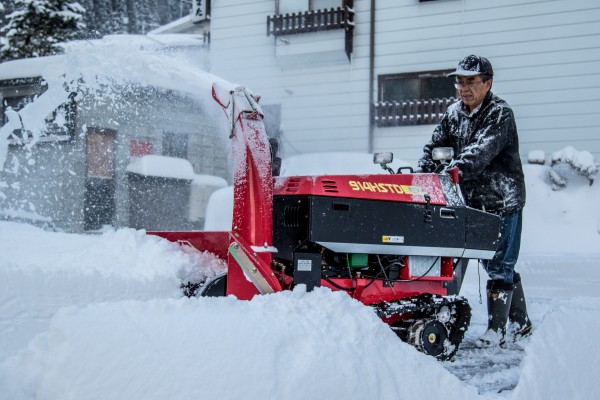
[273,195,498,263]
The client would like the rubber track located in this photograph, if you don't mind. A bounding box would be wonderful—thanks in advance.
[372,294,472,359]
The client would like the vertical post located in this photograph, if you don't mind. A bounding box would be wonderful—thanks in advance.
[368,0,376,153]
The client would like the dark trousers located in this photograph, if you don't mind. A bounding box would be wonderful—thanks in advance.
[482,210,523,283]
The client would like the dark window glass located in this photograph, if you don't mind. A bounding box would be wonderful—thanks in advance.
[162,132,189,159]
[379,71,455,102]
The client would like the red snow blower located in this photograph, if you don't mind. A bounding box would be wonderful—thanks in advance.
[151,85,500,360]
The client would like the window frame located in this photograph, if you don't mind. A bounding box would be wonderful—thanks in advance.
[1,79,76,145]
[162,131,189,159]
[374,70,458,127]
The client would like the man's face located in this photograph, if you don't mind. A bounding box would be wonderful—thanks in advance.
[455,75,492,112]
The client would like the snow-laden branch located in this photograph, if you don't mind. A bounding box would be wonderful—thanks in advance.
[0,82,70,171]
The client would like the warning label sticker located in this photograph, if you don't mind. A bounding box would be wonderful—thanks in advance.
[297,259,313,271]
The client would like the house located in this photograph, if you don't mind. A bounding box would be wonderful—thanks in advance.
[155,0,600,164]
[0,34,229,233]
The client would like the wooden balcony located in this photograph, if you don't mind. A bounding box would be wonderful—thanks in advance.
[374,97,457,127]
[267,0,354,60]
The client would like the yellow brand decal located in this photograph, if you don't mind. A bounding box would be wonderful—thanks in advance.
[382,235,404,243]
[349,180,423,195]
[400,185,424,195]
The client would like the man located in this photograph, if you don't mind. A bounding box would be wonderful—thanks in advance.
[417,55,532,347]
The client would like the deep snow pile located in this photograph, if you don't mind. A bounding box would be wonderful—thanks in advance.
[510,298,600,399]
[0,289,480,400]
[0,223,225,361]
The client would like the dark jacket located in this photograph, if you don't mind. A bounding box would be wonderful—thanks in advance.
[418,91,526,215]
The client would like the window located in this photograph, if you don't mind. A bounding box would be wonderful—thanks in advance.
[162,132,188,159]
[311,0,341,9]
[279,0,340,14]
[2,80,76,144]
[375,70,457,127]
[130,140,153,158]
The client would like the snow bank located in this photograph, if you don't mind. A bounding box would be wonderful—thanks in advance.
[203,185,233,230]
[0,223,221,361]
[512,298,600,399]
[522,164,600,255]
[0,288,479,400]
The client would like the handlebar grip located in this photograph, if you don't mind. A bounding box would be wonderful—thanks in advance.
[449,167,460,184]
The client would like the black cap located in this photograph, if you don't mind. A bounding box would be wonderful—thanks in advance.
[447,55,494,78]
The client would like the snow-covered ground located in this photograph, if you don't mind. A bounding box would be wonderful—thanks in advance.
[1,152,599,400]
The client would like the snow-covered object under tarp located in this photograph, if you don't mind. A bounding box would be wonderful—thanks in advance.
[188,174,228,222]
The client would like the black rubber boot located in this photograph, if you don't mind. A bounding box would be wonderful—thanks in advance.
[475,280,514,348]
[508,273,532,341]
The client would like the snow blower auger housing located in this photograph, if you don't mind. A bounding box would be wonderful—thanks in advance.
[150,84,501,360]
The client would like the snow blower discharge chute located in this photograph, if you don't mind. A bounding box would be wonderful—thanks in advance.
[150,85,501,360]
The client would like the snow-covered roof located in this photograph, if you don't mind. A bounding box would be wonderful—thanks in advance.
[0,34,217,93]
[148,14,198,35]
[146,34,207,47]
[191,174,228,187]
[0,55,64,81]
[126,155,196,180]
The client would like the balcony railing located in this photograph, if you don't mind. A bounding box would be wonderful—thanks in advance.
[373,97,457,127]
[267,0,354,60]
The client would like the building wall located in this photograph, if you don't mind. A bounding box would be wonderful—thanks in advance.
[210,0,600,165]
[1,134,88,232]
[210,0,370,156]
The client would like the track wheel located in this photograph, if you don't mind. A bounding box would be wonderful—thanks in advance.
[408,319,449,359]
[198,272,227,297]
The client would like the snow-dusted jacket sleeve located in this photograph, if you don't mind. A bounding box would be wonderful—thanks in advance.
[418,114,452,173]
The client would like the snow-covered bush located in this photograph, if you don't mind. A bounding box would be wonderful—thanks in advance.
[548,146,598,190]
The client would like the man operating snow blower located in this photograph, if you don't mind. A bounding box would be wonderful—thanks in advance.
[417,55,532,348]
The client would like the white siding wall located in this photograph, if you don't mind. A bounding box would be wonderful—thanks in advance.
[211,0,600,165]
[211,0,371,156]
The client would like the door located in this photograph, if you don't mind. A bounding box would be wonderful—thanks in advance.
[84,128,116,230]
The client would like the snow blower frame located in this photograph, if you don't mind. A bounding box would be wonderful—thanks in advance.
[151,85,501,360]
